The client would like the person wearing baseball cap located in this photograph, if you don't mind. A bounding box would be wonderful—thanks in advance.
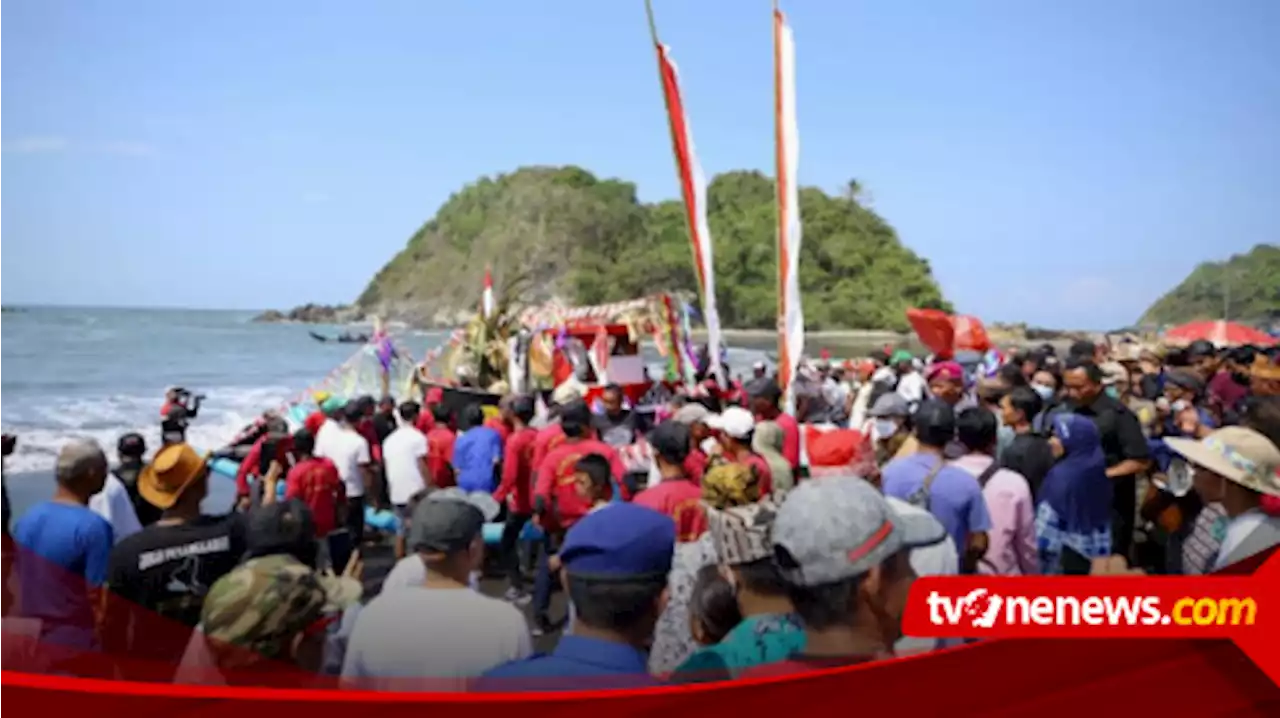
[481,503,676,691]
[182,551,362,685]
[867,392,914,464]
[111,433,160,526]
[1165,426,1280,571]
[341,489,529,690]
[737,476,946,678]
[752,360,768,380]
[102,443,250,677]
[890,349,928,407]
[706,406,774,496]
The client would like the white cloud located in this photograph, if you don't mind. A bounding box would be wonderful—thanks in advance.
[98,141,158,157]
[2,136,70,154]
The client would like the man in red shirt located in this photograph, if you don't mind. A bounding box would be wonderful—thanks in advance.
[737,476,945,679]
[707,407,774,496]
[235,417,293,510]
[748,378,801,470]
[530,399,628,633]
[672,402,713,484]
[633,421,706,542]
[281,429,349,571]
[493,395,538,602]
[424,403,456,488]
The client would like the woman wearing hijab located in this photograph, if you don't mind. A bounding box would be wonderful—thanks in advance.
[751,422,794,494]
[1036,414,1114,574]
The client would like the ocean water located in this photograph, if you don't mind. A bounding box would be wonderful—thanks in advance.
[1,307,452,475]
[0,306,774,517]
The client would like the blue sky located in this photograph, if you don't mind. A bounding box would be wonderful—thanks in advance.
[3,0,1277,330]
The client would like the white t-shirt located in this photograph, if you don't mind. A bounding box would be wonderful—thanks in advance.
[89,474,143,545]
[381,556,481,593]
[897,372,927,404]
[383,426,429,506]
[316,423,372,498]
[340,587,531,690]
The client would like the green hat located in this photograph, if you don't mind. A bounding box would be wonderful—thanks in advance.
[889,350,914,366]
[201,555,361,659]
[320,396,345,414]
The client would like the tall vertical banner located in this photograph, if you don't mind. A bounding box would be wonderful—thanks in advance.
[774,2,804,409]
[482,266,495,319]
[645,0,724,385]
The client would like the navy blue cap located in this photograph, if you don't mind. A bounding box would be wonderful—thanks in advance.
[559,504,676,579]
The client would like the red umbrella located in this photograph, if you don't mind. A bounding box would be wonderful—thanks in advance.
[1163,320,1276,348]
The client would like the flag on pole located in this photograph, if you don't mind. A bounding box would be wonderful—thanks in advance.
[482,266,495,319]
[645,0,724,386]
[774,2,804,408]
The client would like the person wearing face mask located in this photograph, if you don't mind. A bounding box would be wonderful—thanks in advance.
[1164,426,1280,571]
[867,393,914,466]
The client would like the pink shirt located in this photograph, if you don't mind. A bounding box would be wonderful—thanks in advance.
[950,454,1038,576]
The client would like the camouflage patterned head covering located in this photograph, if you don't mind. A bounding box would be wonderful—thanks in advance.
[201,554,361,660]
[700,457,761,511]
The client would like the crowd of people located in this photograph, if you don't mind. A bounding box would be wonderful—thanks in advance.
[2,336,1279,690]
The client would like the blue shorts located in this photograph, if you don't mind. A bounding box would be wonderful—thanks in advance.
[395,504,412,538]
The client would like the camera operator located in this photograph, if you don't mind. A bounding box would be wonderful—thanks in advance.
[161,386,205,422]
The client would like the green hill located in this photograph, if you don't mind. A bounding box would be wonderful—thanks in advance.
[1138,244,1280,325]
[357,165,951,332]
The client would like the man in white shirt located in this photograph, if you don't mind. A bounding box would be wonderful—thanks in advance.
[316,403,374,550]
[342,491,530,691]
[383,401,430,558]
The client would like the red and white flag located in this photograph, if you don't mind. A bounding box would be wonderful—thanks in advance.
[774,4,804,407]
[482,266,495,319]
[646,1,724,385]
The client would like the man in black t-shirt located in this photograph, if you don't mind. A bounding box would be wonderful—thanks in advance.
[103,443,247,680]
[594,384,643,448]
[999,386,1055,497]
[1063,359,1152,559]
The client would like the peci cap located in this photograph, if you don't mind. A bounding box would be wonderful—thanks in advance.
[407,488,499,555]
[706,495,783,566]
[706,406,755,440]
[772,475,947,586]
[138,443,209,510]
[867,393,911,419]
[201,554,361,661]
[1163,426,1280,498]
[558,503,675,579]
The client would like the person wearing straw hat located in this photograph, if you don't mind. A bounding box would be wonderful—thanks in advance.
[1164,426,1280,571]
[102,443,249,678]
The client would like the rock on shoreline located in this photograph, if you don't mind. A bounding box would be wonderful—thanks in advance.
[252,303,365,324]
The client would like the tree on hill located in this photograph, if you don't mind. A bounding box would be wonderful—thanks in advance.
[357,165,950,331]
[1139,244,1280,326]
